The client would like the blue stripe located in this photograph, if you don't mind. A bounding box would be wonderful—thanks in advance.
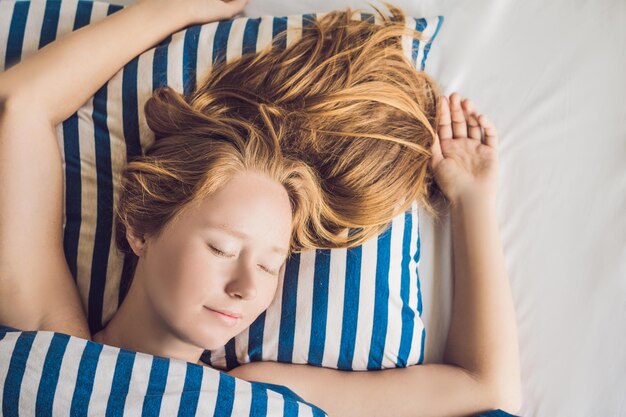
[337,243,362,370]
[258,382,325,414]
[213,20,233,65]
[105,349,136,417]
[396,212,415,367]
[412,18,427,67]
[70,341,104,416]
[418,323,426,364]
[474,409,521,417]
[62,0,93,284]
[74,1,94,30]
[416,219,425,364]
[283,396,298,416]
[421,16,444,70]
[416,219,423,315]
[142,356,170,416]
[278,253,300,363]
[119,51,141,306]
[224,338,240,370]
[302,13,317,28]
[182,25,201,96]
[177,363,203,416]
[200,349,211,365]
[36,333,70,417]
[0,325,19,336]
[153,35,172,91]
[213,372,235,417]
[86,4,120,333]
[62,115,81,281]
[0,326,19,333]
[313,407,327,417]
[308,249,331,366]
[107,4,124,15]
[249,383,268,417]
[2,332,35,417]
[5,1,30,69]
[122,56,141,159]
[89,81,113,333]
[271,17,287,50]
[248,311,265,362]
[242,18,260,55]
[38,0,61,49]
[360,12,375,24]
[367,225,392,370]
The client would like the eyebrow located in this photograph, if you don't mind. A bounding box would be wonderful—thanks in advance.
[210,224,289,256]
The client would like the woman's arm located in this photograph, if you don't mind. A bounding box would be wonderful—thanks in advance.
[0,0,246,124]
[0,0,246,337]
[228,94,522,416]
[229,197,520,417]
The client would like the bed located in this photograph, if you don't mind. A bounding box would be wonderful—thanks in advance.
[304,0,625,416]
[1,0,624,416]
[190,0,626,415]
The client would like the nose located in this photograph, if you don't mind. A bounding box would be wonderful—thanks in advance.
[225,259,258,300]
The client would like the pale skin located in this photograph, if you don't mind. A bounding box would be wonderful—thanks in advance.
[0,1,521,416]
[92,170,294,365]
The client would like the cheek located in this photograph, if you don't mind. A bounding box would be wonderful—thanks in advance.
[148,247,217,308]
[258,278,280,310]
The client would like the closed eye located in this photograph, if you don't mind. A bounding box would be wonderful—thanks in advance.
[259,265,279,276]
[209,245,235,258]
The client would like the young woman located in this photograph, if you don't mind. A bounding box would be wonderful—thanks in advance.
[0,0,521,415]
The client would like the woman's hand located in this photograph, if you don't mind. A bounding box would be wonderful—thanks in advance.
[137,0,249,26]
[430,93,500,205]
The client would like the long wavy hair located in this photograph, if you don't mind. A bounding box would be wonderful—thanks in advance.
[114,2,445,297]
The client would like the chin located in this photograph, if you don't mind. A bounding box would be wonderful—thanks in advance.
[197,331,238,351]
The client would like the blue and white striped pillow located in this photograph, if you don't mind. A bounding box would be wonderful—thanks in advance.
[206,201,428,371]
[0,325,327,416]
[0,0,443,372]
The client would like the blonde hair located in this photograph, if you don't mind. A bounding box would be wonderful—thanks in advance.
[114,102,327,298]
[190,2,445,247]
[115,2,445,295]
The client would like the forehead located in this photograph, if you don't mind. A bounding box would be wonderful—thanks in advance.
[186,173,293,247]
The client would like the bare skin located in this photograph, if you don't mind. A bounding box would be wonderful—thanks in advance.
[92,171,293,365]
[0,1,521,415]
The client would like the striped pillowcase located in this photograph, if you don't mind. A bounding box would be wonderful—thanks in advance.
[206,201,428,371]
[0,0,443,372]
[0,325,327,416]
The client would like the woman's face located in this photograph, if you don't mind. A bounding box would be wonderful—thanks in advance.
[133,170,293,351]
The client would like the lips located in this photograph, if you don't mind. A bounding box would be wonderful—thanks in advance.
[209,308,241,319]
[203,306,242,327]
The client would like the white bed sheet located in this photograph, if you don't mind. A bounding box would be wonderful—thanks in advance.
[111,0,626,415]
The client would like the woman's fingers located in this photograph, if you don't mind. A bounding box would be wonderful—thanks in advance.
[478,114,498,149]
[439,93,495,147]
[437,96,453,141]
[430,132,444,168]
[449,93,467,138]
[462,99,482,141]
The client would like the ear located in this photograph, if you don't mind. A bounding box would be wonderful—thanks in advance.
[125,226,147,257]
